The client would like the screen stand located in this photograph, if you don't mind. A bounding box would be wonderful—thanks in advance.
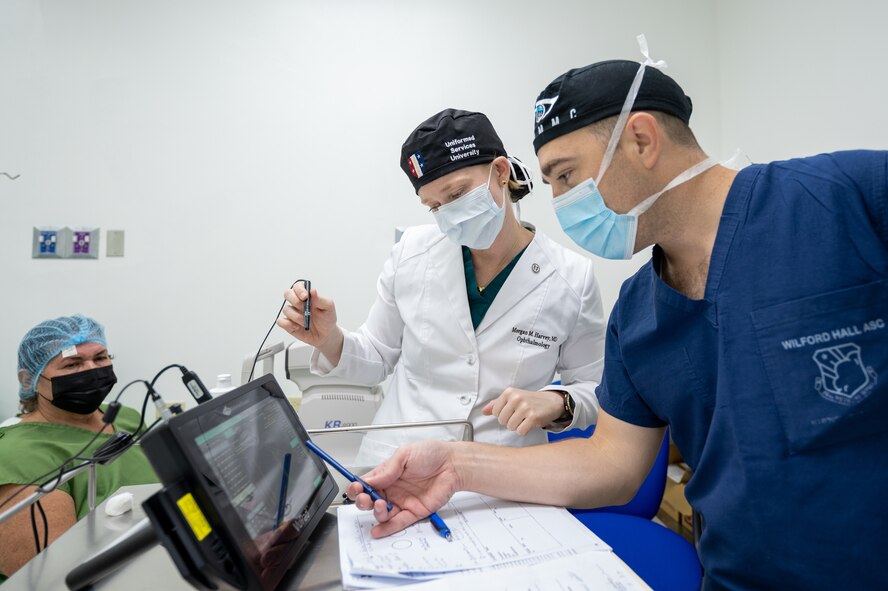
[65,517,159,591]
[66,488,225,591]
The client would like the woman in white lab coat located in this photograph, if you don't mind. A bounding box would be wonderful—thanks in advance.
[278,109,605,464]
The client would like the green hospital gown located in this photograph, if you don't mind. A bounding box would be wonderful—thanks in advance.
[0,405,158,582]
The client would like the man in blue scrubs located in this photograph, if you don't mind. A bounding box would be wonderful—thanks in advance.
[347,54,888,590]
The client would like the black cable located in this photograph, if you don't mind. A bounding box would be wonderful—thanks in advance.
[133,385,154,437]
[146,362,211,415]
[133,418,162,444]
[37,499,48,550]
[63,424,108,463]
[78,432,136,465]
[30,503,40,554]
[149,364,183,388]
[42,459,94,491]
[248,303,285,383]
[0,427,107,513]
[112,364,185,439]
[44,459,92,481]
[42,427,107,496]
[112,378,165,437]
[1,365,181,515]
[113,379,150,403]
[0,394,132,513]
[69,385,153,462]
[248,279,306,382]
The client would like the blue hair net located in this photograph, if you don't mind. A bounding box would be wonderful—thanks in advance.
[17,315,108,400]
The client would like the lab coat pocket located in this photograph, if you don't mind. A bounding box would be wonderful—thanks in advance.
[751,279,888,454]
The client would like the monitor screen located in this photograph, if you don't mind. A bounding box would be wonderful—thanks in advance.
[141,375,337,591]
[192,395,325,539]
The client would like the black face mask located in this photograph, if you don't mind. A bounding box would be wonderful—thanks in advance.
[43,365,118,415]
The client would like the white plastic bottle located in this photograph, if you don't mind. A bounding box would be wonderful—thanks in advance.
[209,374,236,397]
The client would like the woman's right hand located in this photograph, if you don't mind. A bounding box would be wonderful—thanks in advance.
[276,282,345,366]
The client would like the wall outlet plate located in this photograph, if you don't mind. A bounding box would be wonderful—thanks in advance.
[106,229,125,257]
[32,227,63,258]
[66,227,100,259]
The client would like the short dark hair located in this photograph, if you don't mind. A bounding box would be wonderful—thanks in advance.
[585,112,701,150]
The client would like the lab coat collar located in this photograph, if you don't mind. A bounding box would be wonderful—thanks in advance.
[432,238,477,346]
[475,236,553,336]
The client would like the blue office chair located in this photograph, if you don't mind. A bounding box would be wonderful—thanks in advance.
[572,512,702,591]
[549,425,701,589]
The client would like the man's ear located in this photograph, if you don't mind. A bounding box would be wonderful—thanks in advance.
[623,112,660,170]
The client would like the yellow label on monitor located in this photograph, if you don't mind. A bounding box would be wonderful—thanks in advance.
[176,492,212,541]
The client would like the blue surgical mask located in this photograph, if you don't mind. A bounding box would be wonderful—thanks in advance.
[554,157,715,259]
[434,165,505,249]
[551,35,716,260]
[553,179,636,260]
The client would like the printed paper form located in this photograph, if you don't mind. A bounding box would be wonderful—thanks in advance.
[375,550,652,590]
[338,535,614,590]
[338,492,610,578]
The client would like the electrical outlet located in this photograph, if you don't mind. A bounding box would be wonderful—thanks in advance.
[67,227,99,259]
[32,227,63,258]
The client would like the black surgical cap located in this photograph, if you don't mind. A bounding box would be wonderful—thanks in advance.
[400,109,507,193]
[532,60,693,153]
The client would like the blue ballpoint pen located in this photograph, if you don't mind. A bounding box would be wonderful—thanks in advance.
[429,512,452,542]
[304,439,393,511]
[274,453,292,528]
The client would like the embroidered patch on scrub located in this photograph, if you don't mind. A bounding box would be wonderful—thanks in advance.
[812,343,878,406]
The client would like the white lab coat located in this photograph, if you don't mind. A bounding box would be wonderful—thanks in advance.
[311,225,605,465]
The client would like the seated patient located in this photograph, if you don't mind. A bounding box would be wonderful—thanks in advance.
[0,315,158,581]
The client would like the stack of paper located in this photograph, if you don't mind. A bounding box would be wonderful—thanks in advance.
[336,492,648,590]
[375,551,652,590]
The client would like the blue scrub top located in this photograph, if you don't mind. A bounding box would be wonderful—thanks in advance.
[597,151,888,590]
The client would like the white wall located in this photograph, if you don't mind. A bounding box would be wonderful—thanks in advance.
[0,0,883,419]
[715,0,888,161]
